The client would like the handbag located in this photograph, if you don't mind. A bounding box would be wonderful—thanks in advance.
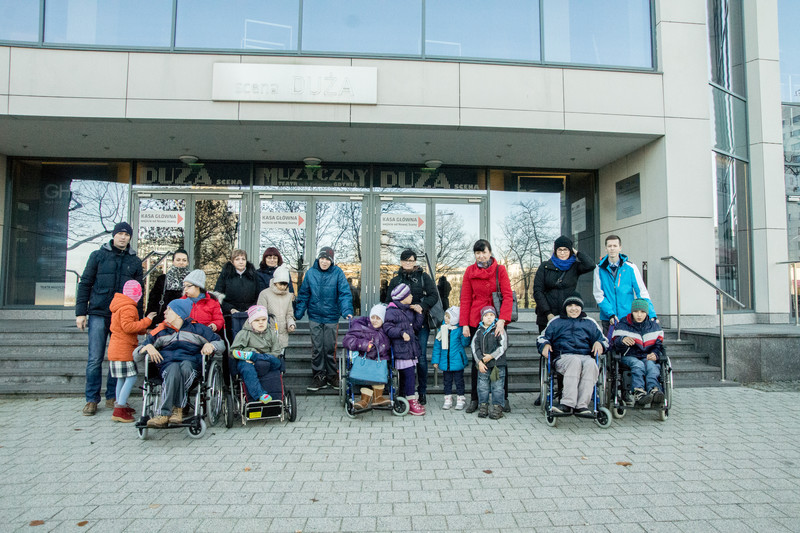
[347,350,389,384]
[421,253,445,329]
[492,265,519,323]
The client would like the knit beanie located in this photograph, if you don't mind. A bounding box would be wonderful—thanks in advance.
[370,304,387,322]
[183,269,206,290]
[272,265,290,284]
[553,235,573,253]
[563,292,584,311]
[631,298,649,313]
[167,298,193,321]
[112,222,133,236]
[391,283,411,302]
[247,305,269,324]
[262,247,284,266]
[318,246,334,261]
[122,280,142,303]
[480,306,497,320]
[400,249,417,261]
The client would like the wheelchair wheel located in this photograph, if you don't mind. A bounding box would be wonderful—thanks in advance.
[545,412,558,427]
[205,360,224,427]
[187,418,207,439]
[137,426,148,440]
[344,399,357,419]
[224,390,235,428]
[612,407,626,419]
[392,396,410,416]
[286,389,298,422]
[595,407,612,429]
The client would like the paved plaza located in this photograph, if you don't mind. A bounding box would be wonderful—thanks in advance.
[1,387,799,532]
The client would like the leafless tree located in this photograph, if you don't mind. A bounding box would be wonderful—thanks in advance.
[66,180,128,250]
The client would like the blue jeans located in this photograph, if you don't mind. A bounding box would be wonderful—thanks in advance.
[86,314,116,403]
[442,369,465,396]
[622,356,662,392]
[477,366,506,406]
[417,324,430,396]
[238,354,281,400]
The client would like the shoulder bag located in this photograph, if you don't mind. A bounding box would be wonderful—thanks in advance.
[492,265,519,323]
[347,350,389,385]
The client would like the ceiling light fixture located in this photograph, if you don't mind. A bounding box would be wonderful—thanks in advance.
[423,159,442,171]
[178,154,199,165]
[303,157,322,170]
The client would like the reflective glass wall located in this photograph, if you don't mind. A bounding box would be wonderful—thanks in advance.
[0,0,654,69]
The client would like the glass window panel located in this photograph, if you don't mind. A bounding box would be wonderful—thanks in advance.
[782,105,800,165]
[302,0,422,55]
[0,0,40,42]
[44,0,172,47]
[711,87,748,159]
[708,0,746,96]
[176,0,299,50]
[434,202,480,310]
[542,0,652,68]
[425,0,539,61]
[784,165,800,262]
[779,0,800,103]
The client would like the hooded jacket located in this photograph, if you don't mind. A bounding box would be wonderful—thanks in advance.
[257,269,296,349]
[612,313,664,361]
[230,318,281,355]
[537,310,608,363]
[214,261,262,316]
[342,316,391,361]
[134,319,224,372]
[383,301,424,361]
[471,319,508,367]
[108,293,153,362]
[431,308,470,371]
[76,240,143,318]
[592,253,656,321]
[533,250,595,330]
[294,258,354,323]
[459,258,513,327]
[185,291,224,332]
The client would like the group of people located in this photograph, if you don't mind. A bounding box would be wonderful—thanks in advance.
[76,220,664,425]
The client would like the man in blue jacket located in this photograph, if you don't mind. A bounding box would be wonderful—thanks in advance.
[75,222,143,416]
[592,235,656,333]
[294,247,354,391]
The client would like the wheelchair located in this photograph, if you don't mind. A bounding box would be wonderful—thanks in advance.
[135,350,225,440]
[339,348,410,418]
[607,348,673,422]
[224,312,298,426]
[539,352,612,428]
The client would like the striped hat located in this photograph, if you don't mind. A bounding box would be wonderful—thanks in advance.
[391,283,411,302]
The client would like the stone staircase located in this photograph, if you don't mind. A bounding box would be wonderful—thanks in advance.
[0,319,730,396]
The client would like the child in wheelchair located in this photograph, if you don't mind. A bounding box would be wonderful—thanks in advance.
[230,305,282,404]
[611,298,665,407]
[537,293,607,417]
[341,304,392,410]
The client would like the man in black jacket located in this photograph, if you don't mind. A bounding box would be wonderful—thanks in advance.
[76,222,143,416]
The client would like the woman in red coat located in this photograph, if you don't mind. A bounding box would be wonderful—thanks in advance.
[181,269,224,333]
[459,239,513,413]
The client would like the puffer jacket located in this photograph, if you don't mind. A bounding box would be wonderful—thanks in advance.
[214,261,262,316]
[385,266,438,319]
[431,325,470,371]
[342,316,391,361]
[533,251,595,330]
[230,319,281,355]
[294,259,354,323]
[471,321,508,367]
[76,240,143,318]
[135,320,224,373]
[592,253,656,321]
[459,258,513,327]
[186,292,224,332]
[108,293,152,362]
[537,312,608,363]
[612,313,664,361]
[383,301,424,361]
[257,278,296,350]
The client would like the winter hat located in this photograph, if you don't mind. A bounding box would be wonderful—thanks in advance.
[563,292,584,311]
[480,306,497,320]
[370,304,387,322]
[122,280,142,303]
[400,249,417,261]
[445,306,460,326]
[183,269,206,290]
[553,235,573,253]
[318,246,334,261]
[631,298,649,313]
[272,265,291,284]
[247,305,269,324]
[391,283,411,302]
[167,298,193,321]
[112,222,133,236]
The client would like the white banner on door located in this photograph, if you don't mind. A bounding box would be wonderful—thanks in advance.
[261,212,306,229]
[381,214,426,231]
[139,210,186,228]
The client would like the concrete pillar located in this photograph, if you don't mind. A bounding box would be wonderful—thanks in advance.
[743,0,790,323]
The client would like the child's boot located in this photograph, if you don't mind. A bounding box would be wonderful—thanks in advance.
[455,395,466,410]
[111,405,134,423]
[442,395,453,410]
[478,403,489,418]
[168,407,183,424]
[231,350,254,360]
[408,398,425,416]
[372,385,391,407]
[355,388,373,410]
[259,393,272,403]
[489,404,504,420]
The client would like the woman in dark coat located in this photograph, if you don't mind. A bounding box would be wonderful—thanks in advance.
[214,249,261,342]
[533,235,596,333]
[146,249,190,326]
[256,246,294,295]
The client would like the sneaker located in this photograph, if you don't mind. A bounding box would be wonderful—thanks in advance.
[477,403,489,418]
[650,388,665,406]
[573,407,593,417]
[633,388,649,406]
[146,415,169,428]
[418,393,427,406]
[307,375,328,392]
[111,406,134,423]
[408,399,425,416]
[259,393,273,403]
[550,403,572,415]
[503,399,511,413]
[442,395,453,410]
[489,405,504,420]
[231,349,254,361]
[82,402,97,416]
[623,391,634,406]
[465,400,479,414]
[455,396,466,410]
[327,376,340,390]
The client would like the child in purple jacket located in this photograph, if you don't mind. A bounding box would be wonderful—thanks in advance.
[342,304,392,410]
[383,283,425,415]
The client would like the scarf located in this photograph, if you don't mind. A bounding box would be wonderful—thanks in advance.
[476,257,494,269]
[550,254,576,271]
[187,292,206,305]
[165,266,189,291]
[435,306,461,349]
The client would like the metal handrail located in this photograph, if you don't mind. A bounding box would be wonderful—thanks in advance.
[776,260,800,327]
[142,251,173,279]
[661,256,746,382]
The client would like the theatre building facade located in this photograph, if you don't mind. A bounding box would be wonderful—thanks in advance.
[0,0,791,326]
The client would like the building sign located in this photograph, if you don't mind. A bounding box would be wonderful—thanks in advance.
[381,214,426,231]
[212,63,378,104]
[261,212,306,229]
[35,282,65,306]
[139,210,186,229]
[136,162,251,187]
[571,198,587,234]
[616,173,642,220]
[375,167,481,190]
[256,166,368,188]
